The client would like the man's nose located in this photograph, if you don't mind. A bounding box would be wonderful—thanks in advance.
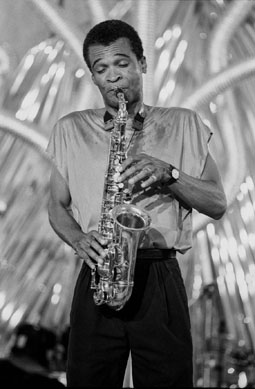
[107,68,121,83]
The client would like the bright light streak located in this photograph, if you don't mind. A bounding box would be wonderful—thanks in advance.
[0,292,6,309]
[219,246,228,263]
[220,237,228,249]
[155,37,164,49]
[51,294,60,305]
[48,48,58,61]
[10,307,25,328]
[240,182,248,195]
[240,201,254,223]
[206,223,215,238]
[56,64,65,79]
[237,192,244,202]
[75,69,85,78]
[238,371,248,388]
[166,79,176,95]
[48,63,58,76]
[158,49,170,72]
[170,40,187,72]
[159,87,169,103]
[21,89,39,110]
[248,233,255,249]
[23,54,34,70]
[38,42,47,51]
[27,102,40,121]
[239,228,248,244]
[44,45,53,54]
[211,247,220,265]
[53,283,62,294]
[240,205,250,223]
[0,200,7,213]
[237,245,246,261]
[163,29,172,41]
[225,271,236,297]
[41,74,50,84]
[246,176,254,191]
[209,102,217,113]
[2,302,14,321]
[15,110,27,121]
[172,25,181,39]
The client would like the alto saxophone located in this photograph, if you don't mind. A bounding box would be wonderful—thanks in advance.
[90,88,151,311]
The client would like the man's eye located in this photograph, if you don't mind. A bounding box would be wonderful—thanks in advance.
[96,68,106,74]
[118,62,129,67]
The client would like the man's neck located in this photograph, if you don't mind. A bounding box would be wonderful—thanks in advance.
[106,101,144,118]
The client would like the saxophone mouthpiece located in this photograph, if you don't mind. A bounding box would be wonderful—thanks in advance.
[115,87,124,98]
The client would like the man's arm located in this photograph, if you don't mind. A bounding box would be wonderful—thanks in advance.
[167,153,227,220]
[48,166,84,248]
[48,166,107,269]
[118,152,227,220]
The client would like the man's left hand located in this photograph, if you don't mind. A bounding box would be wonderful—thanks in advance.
[118,153,171,189]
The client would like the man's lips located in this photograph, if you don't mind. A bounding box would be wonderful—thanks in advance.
[107,87,127,94]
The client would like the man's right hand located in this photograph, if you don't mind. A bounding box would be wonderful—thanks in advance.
[72,231,108,270]
[48,166,109,270]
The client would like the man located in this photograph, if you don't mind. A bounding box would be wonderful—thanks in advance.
[47,19,227,387]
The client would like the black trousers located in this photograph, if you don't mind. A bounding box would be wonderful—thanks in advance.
[66,249,193,387]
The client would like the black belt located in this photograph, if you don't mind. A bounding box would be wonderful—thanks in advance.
[137,249,176,261]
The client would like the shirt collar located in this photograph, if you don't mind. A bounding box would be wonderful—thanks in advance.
[103,104,145,132]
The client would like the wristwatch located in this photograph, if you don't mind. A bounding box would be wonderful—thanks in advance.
[168,164,179,183]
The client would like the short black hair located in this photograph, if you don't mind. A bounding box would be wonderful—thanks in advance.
[83,19,144,71]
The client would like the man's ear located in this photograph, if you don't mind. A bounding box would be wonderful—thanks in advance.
[91,74,97,85]
[140,56,147,74]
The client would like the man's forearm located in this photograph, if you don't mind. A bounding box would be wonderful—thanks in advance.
[48,199,85,249]
[169,171,227,219]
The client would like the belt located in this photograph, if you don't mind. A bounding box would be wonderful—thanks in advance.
[137,248,176,261]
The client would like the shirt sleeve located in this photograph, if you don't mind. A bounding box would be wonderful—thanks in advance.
[182,110,213,178]
[46,119,69,183]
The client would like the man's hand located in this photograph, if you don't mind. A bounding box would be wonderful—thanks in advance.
[118,152,227,220]
[73,231,108,270]
[118,153,171,188]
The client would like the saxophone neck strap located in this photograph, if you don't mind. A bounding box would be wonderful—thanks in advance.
[103,108,145,132]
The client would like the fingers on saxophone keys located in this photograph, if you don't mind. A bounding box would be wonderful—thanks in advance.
[88,241,106,265]
[143,166,152,174]
[128,166,152,185]
[118,156,133,172]
[86,251,104,269]
[117,166,136,183]
[85,257,97,270]
[92,232,108,247]
[77,238,104,269]
[141,173,157,188]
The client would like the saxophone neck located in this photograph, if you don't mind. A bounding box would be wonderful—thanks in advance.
[115,88,128,122]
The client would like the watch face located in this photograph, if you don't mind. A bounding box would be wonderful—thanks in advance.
[172,168,179,180]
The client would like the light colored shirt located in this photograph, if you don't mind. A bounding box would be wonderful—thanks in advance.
[46,105,212,253]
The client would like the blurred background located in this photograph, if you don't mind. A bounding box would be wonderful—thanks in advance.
[0,0,255,387]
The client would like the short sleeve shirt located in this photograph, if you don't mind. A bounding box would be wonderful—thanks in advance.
[46,105,212,253]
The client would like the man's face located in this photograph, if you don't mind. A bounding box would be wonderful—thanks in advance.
[88,38,147,111]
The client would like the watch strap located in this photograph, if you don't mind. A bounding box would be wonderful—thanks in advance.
[164,164,179,186]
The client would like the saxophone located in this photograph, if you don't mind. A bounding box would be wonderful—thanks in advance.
[90,88,151,311]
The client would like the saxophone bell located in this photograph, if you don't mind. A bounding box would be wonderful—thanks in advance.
[93,204,151,310]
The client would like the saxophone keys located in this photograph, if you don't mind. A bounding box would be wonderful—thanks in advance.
[113,172,120,182]
[90,267,97,289]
